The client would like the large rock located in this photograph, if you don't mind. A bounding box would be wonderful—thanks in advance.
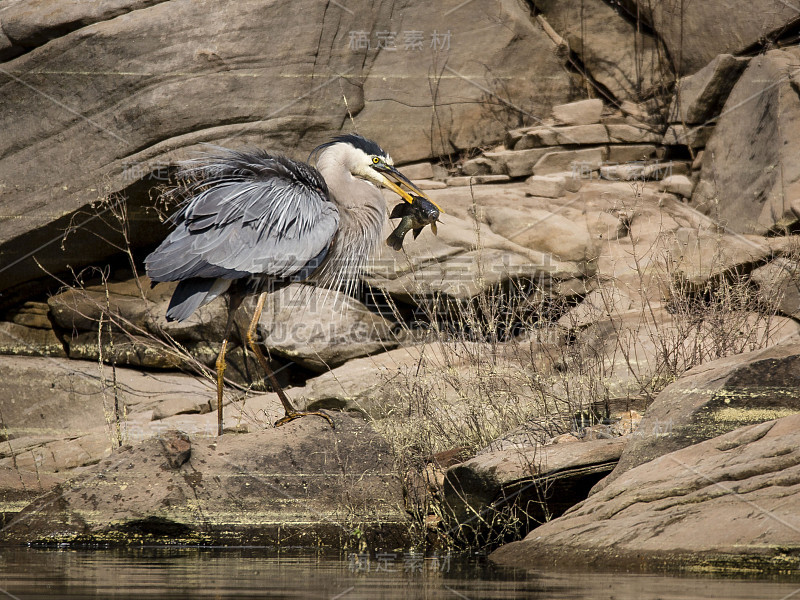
[751,258,800,319]
[532,147,606,176]
[0,354,218,472]
[534,0,666,100]
[300,344,455,415]
[551,99,603,125]
[524,175,567,198]
[491,414,800,572]
[658,175,694,198]
[596,339,800,491]
[605,123,661,143]
[484,207,596,264]
[370,245,579,304]
[0,1,165,60]
[0,466,63,527]
[573,180,762,299]
[4,301,52,329]
[461,156,504,176]
[47,278,267,383]
[634,1,799,75]
[668,54,749,124]
[0,0,575,308]
[0,321,66,358]
[693,49,800,234]
[2,417,407,546]
[515,124,609,148]
[65,331,183,369]
[667,226,771,287]
[444,438,627,530]
[48,279,159,333]
[256,285,398,372]
[482,148,551,178]
[367,191,590,304]
[556,286,800,405]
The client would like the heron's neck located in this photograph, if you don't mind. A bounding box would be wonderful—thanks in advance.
[324,164,386,250]
[317,154,378,208]
[315,156,387,284]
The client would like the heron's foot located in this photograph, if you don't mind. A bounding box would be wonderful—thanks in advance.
[274,409,335,429]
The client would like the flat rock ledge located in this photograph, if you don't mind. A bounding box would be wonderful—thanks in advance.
[490,414,800,574]
[1,415,408,548]
[443,438,627,542]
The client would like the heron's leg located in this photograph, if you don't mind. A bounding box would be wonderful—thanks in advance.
[246,292,334,429]
[215,338,229,436]
[215,291,244,436]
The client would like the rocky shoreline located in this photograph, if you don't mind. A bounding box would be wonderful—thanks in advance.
[2,0,800,576]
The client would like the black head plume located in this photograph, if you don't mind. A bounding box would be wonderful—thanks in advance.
[309,133,389,162]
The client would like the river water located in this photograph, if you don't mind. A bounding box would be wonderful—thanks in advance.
[0,547,798,599]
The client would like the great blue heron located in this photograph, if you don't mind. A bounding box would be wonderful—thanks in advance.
[145,134,439,435]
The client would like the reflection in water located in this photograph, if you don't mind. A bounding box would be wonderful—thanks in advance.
[0,547,798,599]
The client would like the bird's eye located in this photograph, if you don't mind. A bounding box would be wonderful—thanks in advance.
[372,156,380,164]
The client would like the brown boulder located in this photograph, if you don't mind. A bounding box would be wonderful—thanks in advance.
[0,321,66,358]
[0,1,164,60]
[0,354,211,441]
[668,54,749,124]
[66,331,183,369]
[366,193,590,305]
[594,339,800,495]
[2,416,407,547]
[482,148,551,178]
[515,124,609,148]
[532,147,606,176]
[667,226,771,287]
[256,285,399,373]
[551,99,603,125]
[693,49,800,234]
[751,258,800,320]
[0,466,63,528]
[484,206,596,264]
[491,414,800,573]
[443,438,627,540]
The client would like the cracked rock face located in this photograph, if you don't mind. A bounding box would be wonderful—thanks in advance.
[693,49,800,235]
[634,1,800,75]
[0,0,575,307]
[532,0,667,100]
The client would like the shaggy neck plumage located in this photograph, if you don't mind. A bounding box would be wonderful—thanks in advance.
[312,144,387,292]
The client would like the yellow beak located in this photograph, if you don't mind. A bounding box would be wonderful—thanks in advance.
[374,165,443,212]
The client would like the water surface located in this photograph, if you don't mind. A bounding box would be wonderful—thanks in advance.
[0,547,798,599]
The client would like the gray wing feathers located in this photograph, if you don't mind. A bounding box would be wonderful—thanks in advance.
[145,150,339,283]
[166,278,232,322]
[166,279,216,322]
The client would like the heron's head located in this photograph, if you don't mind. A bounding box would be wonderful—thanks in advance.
[311,134,441,210]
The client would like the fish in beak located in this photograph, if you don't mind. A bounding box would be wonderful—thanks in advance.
[386,195,440,250]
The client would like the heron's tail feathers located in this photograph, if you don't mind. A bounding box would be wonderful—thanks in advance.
[166,278,231,322]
